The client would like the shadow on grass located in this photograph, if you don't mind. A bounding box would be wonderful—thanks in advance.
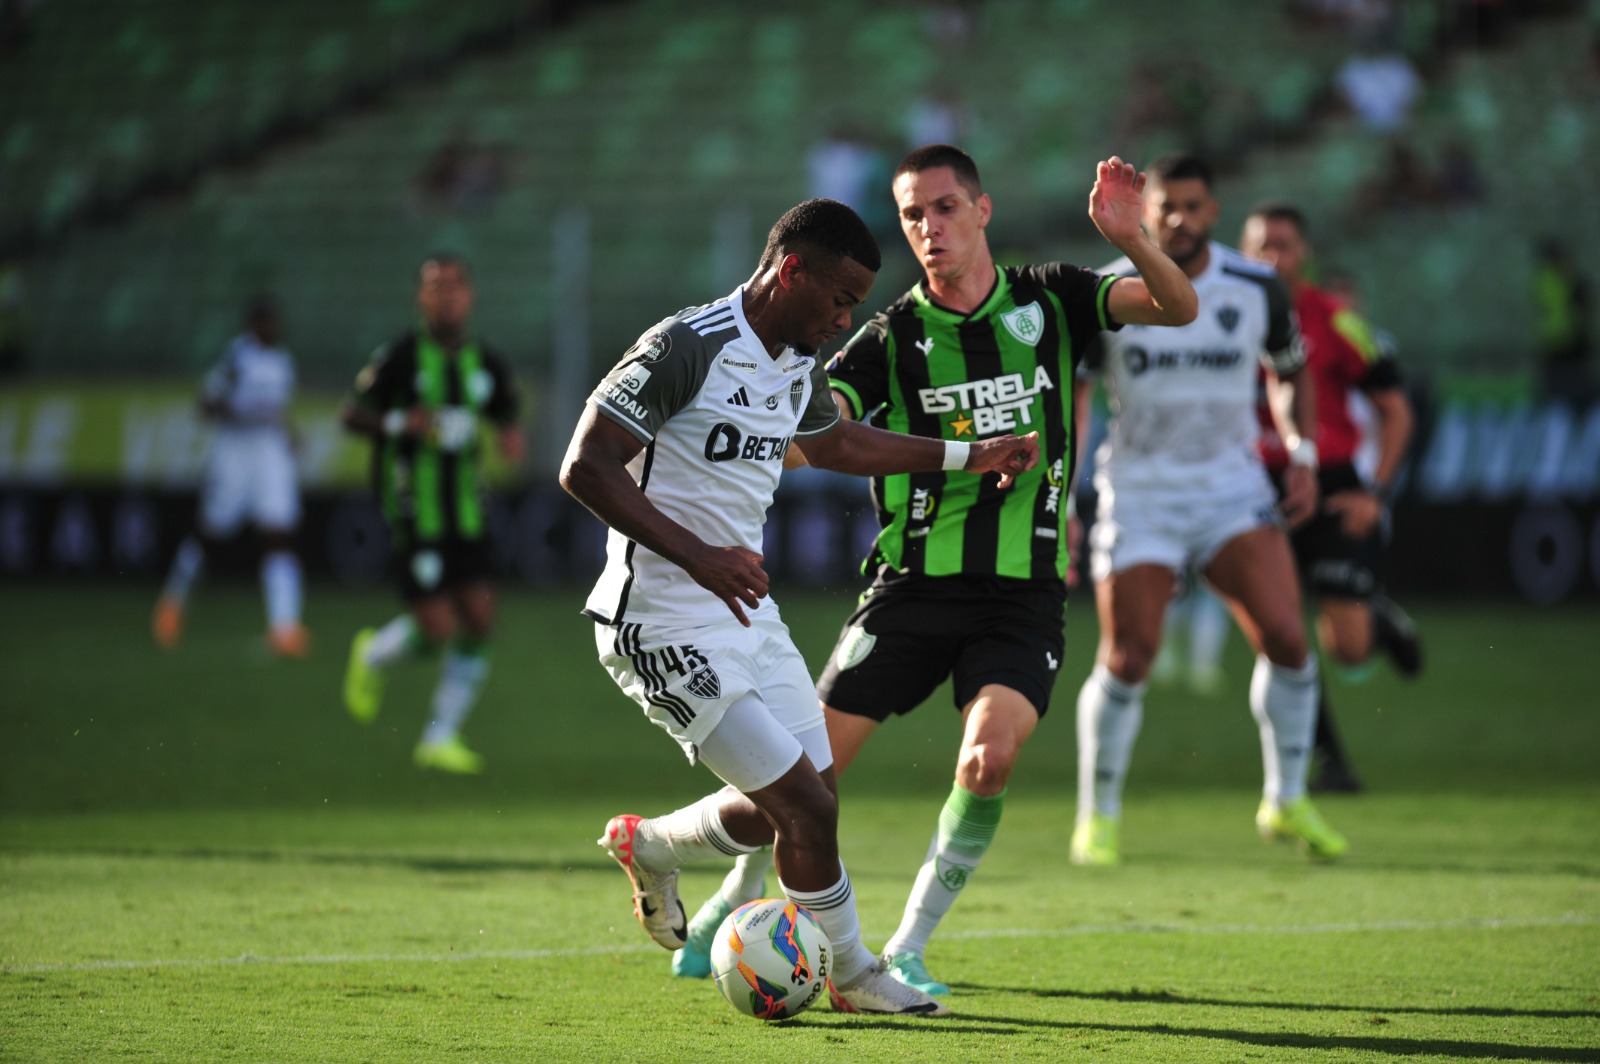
[0,845,614,875]
[787,1013,1595,1060]
[969,984,1600,1020]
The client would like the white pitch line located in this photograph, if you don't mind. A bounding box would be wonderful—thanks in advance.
[4,914,1594,976]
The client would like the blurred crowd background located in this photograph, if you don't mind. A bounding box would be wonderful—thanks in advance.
[1,0,1597,603]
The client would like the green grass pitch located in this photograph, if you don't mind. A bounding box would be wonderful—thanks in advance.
[3,582,1597,1062]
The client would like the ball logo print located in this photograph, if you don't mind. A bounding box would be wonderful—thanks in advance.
[709,899,830,1020]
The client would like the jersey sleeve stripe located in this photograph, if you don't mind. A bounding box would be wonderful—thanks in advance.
[590,397,656,443]
[795,408,841,437]
[829,378,866,421]
[1095,274,1118,331]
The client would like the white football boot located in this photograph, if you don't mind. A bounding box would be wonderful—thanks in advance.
[598,814,687,949]
[829,957,951,1016]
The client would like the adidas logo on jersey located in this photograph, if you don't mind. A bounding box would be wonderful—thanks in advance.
[727,387,751,407]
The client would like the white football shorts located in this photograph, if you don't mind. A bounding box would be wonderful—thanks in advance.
[1090,468,1282,583]
[200,429,300,536]
[594,602,831,791]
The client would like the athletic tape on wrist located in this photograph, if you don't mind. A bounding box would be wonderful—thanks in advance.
[1288,437,1319,470]
[942,440,972,472]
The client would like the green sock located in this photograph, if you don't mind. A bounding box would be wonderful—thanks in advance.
[884,783,1006,960]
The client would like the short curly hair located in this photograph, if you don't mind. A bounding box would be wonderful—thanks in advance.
[759,198,881,273]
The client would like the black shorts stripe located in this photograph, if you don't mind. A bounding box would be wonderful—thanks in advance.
[649,691,695,728]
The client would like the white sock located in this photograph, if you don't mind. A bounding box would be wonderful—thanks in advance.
[1076,664,1146,821]
[364,614,418,667]
[717,848,773,907]
[883,784,1005,960]
[162,536,204,603]
[634,789,758,869]
[1189,590,1230,676]
[780,865,873,986]
[421,649,489,745]
[261,551,303,630]
[1250,654,1319,805]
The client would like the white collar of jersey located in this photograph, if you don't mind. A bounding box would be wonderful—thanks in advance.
[1193,241,1237,285]
[727,283,811,372]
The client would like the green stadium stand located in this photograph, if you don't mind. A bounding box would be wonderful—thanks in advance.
[5,0,1592,399]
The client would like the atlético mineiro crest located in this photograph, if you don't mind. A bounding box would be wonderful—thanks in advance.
[1216,306,1240,334]
[1000,302,1043,346]
[685,666,722,700]
[789,377,805,415]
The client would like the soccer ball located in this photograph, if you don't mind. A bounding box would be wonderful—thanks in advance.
[708,898,831,1020]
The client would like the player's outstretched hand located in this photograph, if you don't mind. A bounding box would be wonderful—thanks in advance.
[685,545,769,627]
[966,431,1041,490]
[1088,156,1146,249]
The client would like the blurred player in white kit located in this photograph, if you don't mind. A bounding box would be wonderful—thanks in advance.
[153,297,309,657]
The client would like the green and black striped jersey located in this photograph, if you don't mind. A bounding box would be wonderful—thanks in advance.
[827,263,1119,581]
[350,329,520,545]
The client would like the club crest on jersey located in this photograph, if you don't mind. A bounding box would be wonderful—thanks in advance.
[789,377,806,415]
[467,369,494,406]
[1000,302,1044,346]
[1216,306,1241,334]
[834,625,876,672]
[684,666,722,700]
[411,550,443,591]
[636,332,672,364]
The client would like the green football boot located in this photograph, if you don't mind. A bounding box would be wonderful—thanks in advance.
[885,951,951,996]
[1069,813,1120,866]
[343,629,384,723]
[1256,796,1348,859]
[414,735,485,775]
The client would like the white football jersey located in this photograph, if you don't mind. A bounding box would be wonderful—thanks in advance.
[202,332,296,433]
[583,286,841,627]
[1082,242,1303,498]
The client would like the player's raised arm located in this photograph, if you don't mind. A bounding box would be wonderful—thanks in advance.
[1090,157,1199,327]
[559,405,768,626]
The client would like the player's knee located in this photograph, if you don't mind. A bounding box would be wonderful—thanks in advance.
[1260,623,1309,668]
[1329,638,1370,668]
[1106,638,1159,683]
[956,742,1015,795]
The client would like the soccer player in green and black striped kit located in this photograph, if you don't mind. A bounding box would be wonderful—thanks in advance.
[339,254,524,774]
[672,145,1197,995]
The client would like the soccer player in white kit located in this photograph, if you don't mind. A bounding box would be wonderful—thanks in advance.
[153,299,308,657]
[1069,154,1348,863]
[561,199,1040,1016]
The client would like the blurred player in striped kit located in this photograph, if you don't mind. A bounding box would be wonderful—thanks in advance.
[152,297,309,658]
[339,255,523,774]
